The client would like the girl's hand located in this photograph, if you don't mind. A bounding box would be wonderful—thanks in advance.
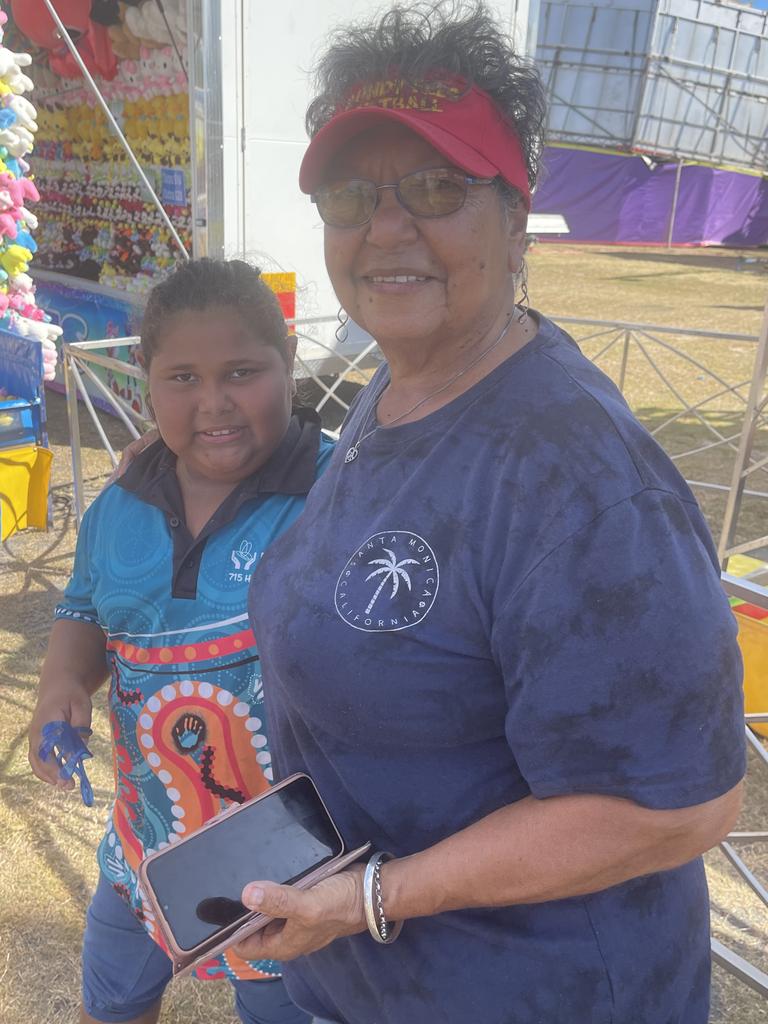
[233,867,367,962]
[106,429,159,485]
[27,681,93,791]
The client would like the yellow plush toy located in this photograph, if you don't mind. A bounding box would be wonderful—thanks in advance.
[0,244,33,277]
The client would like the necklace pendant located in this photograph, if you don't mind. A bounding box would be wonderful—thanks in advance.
[344,445,359,464]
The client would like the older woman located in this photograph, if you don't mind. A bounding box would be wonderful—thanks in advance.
[238,4,745,1023]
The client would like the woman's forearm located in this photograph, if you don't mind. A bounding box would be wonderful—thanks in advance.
[383,785,742,921]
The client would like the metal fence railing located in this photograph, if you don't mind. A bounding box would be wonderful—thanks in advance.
[63,314,766,560]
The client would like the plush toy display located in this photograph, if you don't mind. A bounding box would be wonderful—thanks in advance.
[0,7,191,299]
[0,3,62,380]
[27,36,191,296]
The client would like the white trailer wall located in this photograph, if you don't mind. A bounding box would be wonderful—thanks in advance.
[189,0,534,348]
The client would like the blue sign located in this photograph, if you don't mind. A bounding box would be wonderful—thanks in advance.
[161,167,187,207]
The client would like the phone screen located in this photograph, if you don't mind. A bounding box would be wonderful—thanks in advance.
[145,776,343,951]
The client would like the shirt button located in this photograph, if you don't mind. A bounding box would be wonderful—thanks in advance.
[169,516,180,528]
[186,558,195,568]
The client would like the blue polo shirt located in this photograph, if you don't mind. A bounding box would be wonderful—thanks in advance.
[248,315,746,1024]
[56,411,334,982]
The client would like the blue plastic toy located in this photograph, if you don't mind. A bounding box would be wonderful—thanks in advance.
[38,721,94,806]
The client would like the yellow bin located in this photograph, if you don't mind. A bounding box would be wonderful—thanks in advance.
[0,444,52,542]
[731,600,768,739]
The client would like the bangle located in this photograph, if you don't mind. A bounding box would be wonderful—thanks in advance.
[363,851,403,945]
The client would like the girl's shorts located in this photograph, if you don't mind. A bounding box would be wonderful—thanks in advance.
[82,873,312,1024]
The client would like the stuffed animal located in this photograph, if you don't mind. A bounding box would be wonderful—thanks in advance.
[0,212,16,239]
[108,3,143,59]
[0,243,33,276]
[10,0,118,81]
[0,173,39,208]
[0,47,33,94]
[4,95,38,132]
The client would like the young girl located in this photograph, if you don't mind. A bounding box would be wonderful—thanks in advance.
[28,259,333,1024]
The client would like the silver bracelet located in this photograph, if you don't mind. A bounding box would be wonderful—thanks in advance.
[362,851,403,944]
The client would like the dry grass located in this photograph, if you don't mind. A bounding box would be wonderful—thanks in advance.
[1,244,767,1023]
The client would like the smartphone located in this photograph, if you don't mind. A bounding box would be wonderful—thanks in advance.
[139,773,370,975]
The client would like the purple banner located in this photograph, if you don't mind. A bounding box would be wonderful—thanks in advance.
[532,147,768,246]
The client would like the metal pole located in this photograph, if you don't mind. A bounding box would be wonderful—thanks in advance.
[63,348,84,529]
[667,160,683,249]
[68,359,118,467]
[618,330,631,393]
[76,359,143,439]
[718,291,768,566]
[41,0,190,259]
[711,939,768,998]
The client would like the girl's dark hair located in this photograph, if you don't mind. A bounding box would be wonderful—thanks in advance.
[305,1,547,193]
[140,258,289,367]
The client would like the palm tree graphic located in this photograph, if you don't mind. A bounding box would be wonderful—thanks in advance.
[364,548,420,615]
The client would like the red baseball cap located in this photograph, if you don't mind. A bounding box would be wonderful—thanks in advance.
[299,75,531,208]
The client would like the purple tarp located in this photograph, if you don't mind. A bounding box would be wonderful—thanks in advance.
[532,147,768,247]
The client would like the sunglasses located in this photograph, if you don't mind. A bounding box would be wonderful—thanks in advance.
[312,168,495,228]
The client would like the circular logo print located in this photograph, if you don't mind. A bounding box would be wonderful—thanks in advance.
[335,531,439,633]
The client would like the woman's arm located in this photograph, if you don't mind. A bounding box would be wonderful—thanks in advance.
[28,618,109,790]
[233,782,742,962]
[383,783,742,917]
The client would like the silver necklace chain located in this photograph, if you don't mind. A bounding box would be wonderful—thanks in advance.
[344,312,516,465]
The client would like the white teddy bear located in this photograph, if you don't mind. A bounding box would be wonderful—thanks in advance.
[0,47,33,94]
[4,95,37,132]
[124,0,187,48]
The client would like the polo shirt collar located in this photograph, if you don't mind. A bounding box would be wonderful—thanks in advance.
[114,408,322,601]
[117,407,321,516]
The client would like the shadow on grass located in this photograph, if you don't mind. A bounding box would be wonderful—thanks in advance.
[599,250,768,276]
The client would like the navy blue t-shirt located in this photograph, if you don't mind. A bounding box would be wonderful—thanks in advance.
[248,315,745,1024]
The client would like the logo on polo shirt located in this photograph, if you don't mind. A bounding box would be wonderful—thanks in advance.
[335,531,439,632]
[228,539,260,583]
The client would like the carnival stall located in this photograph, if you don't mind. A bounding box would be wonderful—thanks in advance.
[0,1,196,422]
[0,1,61,541]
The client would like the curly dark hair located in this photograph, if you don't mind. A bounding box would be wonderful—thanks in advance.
[305,0,547,193]
[140,258,289,368]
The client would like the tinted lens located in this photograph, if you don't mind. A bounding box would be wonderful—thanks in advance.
[315,180,377,227]
[398,169,468,217]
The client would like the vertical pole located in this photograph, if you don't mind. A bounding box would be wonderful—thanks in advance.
[667,159,683,249]
[618,330,631,393]
[718,292,768,567]
[63,347,84,530]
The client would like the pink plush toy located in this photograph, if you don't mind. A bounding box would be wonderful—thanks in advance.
[0,212,18,239]
[0,173,40,207]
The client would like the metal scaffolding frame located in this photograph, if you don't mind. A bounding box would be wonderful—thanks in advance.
[537,0,768,172]
[720,295,768,570]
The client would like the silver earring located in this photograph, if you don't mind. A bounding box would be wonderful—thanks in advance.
[335,307,349,343]
[516,259,529,323]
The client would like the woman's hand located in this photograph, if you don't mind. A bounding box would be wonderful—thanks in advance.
[234,866,367,962]
[106,428,159,485]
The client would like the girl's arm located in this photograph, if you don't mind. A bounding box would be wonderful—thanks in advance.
[28,618,110,790]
